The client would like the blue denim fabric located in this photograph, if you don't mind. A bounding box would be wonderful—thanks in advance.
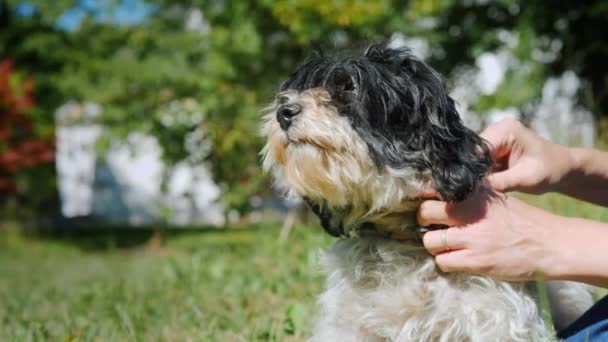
[559,295,608,342]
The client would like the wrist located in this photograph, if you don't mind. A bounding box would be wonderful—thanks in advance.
[535,214,576,281]
[537,215,608,286]
[553,147,586,195]
[555,147,608,206]
[532,212,569,280]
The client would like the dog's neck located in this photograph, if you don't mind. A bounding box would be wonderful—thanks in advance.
[354,210,446,243]
[306,197,440,242]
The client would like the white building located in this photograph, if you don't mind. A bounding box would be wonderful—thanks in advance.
[55,101,224,226]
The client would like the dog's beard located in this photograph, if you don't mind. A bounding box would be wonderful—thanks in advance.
[261,88,430,235]
[262,89,372,205]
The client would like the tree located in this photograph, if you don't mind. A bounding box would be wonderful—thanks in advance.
[1,0,606,220]
[0,59,55,219]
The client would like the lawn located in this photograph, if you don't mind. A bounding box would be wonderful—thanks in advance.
[0,224,332,341]
[1,193,606,341]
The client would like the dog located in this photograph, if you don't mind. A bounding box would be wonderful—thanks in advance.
[261,43,594,341]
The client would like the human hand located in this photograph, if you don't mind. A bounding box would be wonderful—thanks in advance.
[416,187,560,281]
[481,119,573,194]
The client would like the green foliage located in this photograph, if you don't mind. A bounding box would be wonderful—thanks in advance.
[1,0,607,216]
[516,193,608,222]
[596,118,608,149]
[475,26,545,112]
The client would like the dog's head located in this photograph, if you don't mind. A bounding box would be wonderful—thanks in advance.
[262,43,491,236]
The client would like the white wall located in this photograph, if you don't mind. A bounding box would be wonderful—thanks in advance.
[55,102,224,226]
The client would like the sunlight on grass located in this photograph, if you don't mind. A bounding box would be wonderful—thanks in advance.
[517,192,608,223]
[1,192,606,340]
[0,225,331,341]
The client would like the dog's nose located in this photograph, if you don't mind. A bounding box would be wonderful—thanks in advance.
[276,104,302,130]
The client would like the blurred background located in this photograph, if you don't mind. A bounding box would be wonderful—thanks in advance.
[1,0,607,340]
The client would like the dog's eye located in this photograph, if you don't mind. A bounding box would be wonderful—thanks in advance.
[330,68,356,93]
[341,80,355,92]
[333,88,355,104]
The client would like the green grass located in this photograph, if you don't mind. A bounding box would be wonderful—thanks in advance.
[0,225,331,341]
[0,193,606,341]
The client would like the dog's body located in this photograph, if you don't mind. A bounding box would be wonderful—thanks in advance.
[317,238,545,341]
[262,44,594,341]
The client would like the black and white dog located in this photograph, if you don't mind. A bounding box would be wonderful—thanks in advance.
[262,43,594,341]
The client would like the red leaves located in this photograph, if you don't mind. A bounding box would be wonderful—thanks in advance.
[0,59,55,194]
[0,60,34,116]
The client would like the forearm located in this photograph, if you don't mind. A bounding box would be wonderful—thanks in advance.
[557,147,608,207]
[540,215,608,288]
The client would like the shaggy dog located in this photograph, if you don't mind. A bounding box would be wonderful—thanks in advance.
[261,43,594,341]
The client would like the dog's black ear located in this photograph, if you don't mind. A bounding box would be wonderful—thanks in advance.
[424,101,492,201]
[397,56,492,201]
[358,44,491,201]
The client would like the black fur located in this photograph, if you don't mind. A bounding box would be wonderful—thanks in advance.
[281,43,492,203]
[303,197,345,237]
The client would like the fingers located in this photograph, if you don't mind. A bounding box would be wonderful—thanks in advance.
[416,200,459,227]
[434,249,477,273]
[487,168,543,194]
[418,180,440,199]
[419,188,439,199]
[418,201,469,256]
[486,171,517,193]
[422,228,467,255]
[481,120,521,160]
[480,127,504,158]
[480,119,531,193]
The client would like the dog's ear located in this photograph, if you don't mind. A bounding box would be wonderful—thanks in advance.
[360,44,491,201]
[397,55,492,201]
[425,112,492,201]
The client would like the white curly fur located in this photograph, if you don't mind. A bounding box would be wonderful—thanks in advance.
[313,238,554,341]
[261,89,595,341]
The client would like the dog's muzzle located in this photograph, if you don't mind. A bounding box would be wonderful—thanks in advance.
[277,104,302,130]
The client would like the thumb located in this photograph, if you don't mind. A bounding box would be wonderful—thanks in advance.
[486,170,518,192]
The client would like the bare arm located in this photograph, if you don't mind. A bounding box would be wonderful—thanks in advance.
[558,147,608,206]
[482,119,608,206]
[545,215,608,287]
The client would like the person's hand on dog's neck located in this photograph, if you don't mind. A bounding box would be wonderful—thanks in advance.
[417,119,608,288]
[418,186,608,287]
